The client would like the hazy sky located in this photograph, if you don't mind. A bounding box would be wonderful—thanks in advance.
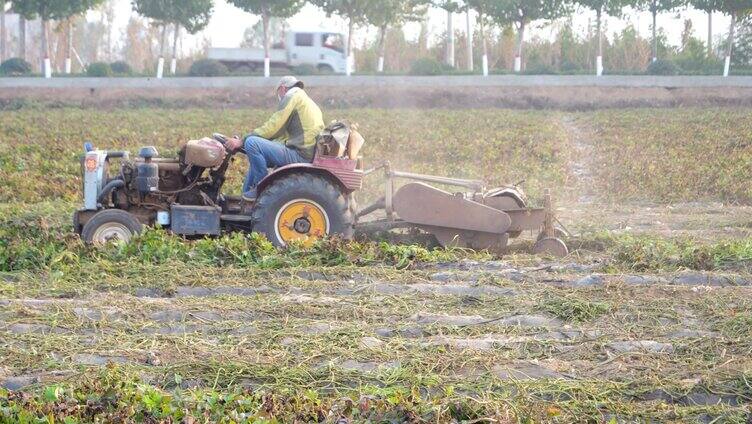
[100,0,730,55]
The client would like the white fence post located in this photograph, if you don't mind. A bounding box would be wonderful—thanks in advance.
[156,57,164,79]
[482,54,488,77]
[264,57,270,77]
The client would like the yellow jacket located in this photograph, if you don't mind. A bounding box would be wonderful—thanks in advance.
[252,87,324,160]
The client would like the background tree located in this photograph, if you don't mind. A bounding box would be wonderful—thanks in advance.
[122,15,161,71]
[133,0,213,76]
[713,0,752,75]
[1,1,6,61]
[63,1,109,73]
[240,17,289,47]
[690,0,721,56]
[486,0,571,72]
[12,0,104,76]
[18,12,25,60]
[465,0,494,75]
[228,0,303,77]
[170,0,213,74]
[100,0,116,61]
[365,0,426,72]
[573,0,633,75]
[434,0,460,67]
[311,0,374,76]
[132,0,170,70]
[636,0,686,62]
[732,11,752,64]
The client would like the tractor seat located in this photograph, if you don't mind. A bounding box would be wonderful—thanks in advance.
[347,127,365,159]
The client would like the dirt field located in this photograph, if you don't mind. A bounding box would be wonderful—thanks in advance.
[1,104,751,422]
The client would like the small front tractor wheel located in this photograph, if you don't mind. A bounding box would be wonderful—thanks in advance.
[81,209,143,246]
[252,174,353,247]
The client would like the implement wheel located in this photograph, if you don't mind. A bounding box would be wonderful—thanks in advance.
[533,237,568,257]
[81,209,142,245]
[251,174,353,247]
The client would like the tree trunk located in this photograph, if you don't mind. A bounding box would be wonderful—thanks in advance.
[172,24,179,59]
[106,14,112,60]
[159,24,167,57]
[725,11,736,77]
[445,9,454,67]
[480,10,488,76]
[515,21,525,72]
[262,11,270,77]
[480,12,487,57]
[346,18,353,76]
[41,19,50,77]
[421,13,429,51]
[465,9,473,71]
[156,23,167,78]
[596,8,603,76]
[41,19,48,60]
[19,15,26,60]
[1,2,6,62]
[727,11,736,58]
[377,24,386,72]
[651,3,657,61]
[707,11,712,57]
[66,18,73,73]
[171,23,179,74]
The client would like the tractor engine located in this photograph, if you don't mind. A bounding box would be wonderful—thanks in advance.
[92,138,228,224]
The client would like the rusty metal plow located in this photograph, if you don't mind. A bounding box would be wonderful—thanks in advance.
[354,163,568,257]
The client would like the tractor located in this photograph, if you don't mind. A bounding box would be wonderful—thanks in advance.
[74,129,567,256]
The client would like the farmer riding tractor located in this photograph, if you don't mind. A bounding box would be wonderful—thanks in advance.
[74,123,363,247]
[74,123,568,256]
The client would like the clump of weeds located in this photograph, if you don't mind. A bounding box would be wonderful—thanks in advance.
[541,295,611,322]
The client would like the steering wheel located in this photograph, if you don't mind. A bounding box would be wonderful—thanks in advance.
[212,133,229,145]
[213,133,245,154]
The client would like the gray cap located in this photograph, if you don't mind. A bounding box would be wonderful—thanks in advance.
[277,75,303,89]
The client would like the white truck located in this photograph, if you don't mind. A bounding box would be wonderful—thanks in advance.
[208,30,348,74]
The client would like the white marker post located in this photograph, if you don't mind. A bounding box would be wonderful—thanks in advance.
[64,58,72,74]
[482,54,488,77]
[43,58,51,78]
[377,56,384,73]
[514,56,521,73]
[170,58,177,75]
[346,54,353,76]
[156,57,164,79]
[264,57,270,77]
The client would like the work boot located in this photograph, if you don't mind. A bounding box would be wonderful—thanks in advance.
[242,188,258,202]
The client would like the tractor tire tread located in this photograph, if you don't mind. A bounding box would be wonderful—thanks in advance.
[251,174,353,247]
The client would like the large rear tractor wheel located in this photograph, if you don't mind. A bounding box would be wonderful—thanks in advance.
[81,209,142,246]
[251,174,353,247]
